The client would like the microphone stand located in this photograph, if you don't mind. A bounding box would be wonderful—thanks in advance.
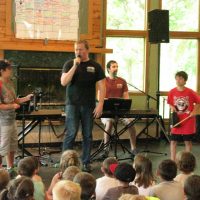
[126,82,157,110]
[125,81,167,155]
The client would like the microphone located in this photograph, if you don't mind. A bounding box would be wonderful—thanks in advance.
[75,55,81,66]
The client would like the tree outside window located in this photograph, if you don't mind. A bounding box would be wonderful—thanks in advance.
[106,37,145,92]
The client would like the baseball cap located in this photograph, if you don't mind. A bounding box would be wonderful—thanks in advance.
[109,163,136,182]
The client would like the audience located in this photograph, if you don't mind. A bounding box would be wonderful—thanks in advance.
[184,174,200,200]
[17,157,47,200]
[131,154,155,195]
[52,180,81,200]
[174,151,196,187]
[0,148,198,200]
[47,150,81,199]
[0,169,10,193]
[0,176,34,200]
[95,157,118,200]
[149,159,184,200]
[102,162,138,200]
[73,172,96,200]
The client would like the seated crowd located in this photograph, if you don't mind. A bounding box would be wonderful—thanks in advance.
[0,150,199,200]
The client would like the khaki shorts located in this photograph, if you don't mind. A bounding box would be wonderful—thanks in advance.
[101,118,134,126]
[0,121,18,156]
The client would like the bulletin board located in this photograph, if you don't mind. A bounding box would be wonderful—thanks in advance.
[14,0,79,40]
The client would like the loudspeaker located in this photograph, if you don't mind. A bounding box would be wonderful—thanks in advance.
[148,9,169,43]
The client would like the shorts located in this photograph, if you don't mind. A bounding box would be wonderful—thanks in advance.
[0,121,18,156]
[170,133,195,142]
[101,118,133,126]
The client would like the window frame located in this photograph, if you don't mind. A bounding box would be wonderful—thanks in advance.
[103,0,149,96]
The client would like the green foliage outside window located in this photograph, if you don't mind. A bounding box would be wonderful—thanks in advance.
[106,37,145,91]
[162,0,199,31]
[106,0,145,30]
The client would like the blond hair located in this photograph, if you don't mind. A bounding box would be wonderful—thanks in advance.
[62,166,81,181]
[74,40,89,50]
[119,194,147,200]
[53,180,81,200]
[60,150,80,173]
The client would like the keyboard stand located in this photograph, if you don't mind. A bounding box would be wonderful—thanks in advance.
[90,115,138,162]
[90,110,170,161]
[17,110,64,157]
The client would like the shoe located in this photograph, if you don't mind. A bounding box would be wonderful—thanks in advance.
[99,149,109,159]
[82,164,92,173]
[7,167,18,179]
[131,149,139,158]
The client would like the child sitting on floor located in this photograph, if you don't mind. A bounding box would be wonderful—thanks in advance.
[17,157,47,200]
[174,151,196,187]
[95,157,118,200]
[131,154,155,196]
[102,162,138,200]
[149,159,184,200]
[47,149,81,200]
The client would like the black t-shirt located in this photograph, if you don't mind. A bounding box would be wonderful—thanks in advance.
[62,59,105,107]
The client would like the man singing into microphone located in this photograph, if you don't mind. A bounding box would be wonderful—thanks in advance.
[100,60,137,158]
[61,40,105,172]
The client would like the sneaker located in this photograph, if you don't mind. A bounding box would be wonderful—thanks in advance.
[82,164,92,173]
[7,167,18,179]
[131,149,139,158]
[99,149,109,159]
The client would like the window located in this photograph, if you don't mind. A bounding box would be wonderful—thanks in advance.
[160,1,199,92]
[106,37,145,91]
[106,0,146,30]
[106,0,146,92]
[160,0,200,118]
[105,0,200,119]
[162,0,199,31]
[160,39,198,91]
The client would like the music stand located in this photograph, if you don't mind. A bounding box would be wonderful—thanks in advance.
[103,98,132,113]
[90,98,134,161]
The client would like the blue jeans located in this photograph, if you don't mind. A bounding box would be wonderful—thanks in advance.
[62,105,94,164]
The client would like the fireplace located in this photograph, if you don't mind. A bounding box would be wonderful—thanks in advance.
[17,67,65,105]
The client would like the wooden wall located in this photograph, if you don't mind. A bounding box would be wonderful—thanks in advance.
[0,0,111,54]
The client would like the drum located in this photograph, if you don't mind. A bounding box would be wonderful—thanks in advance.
[170,112,180,127]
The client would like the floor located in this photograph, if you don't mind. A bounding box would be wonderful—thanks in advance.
[27,139,200,189]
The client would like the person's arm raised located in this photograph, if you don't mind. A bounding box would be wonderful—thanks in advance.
[61,57,81,86]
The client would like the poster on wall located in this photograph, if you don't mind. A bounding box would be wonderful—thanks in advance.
[14,0,79,41]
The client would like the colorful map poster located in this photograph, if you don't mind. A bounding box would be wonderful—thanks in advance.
[15,0,79,40]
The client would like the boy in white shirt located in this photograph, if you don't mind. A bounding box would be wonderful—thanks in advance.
[95,157,118,200]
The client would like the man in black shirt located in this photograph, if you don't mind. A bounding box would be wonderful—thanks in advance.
[61,40,105,172]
